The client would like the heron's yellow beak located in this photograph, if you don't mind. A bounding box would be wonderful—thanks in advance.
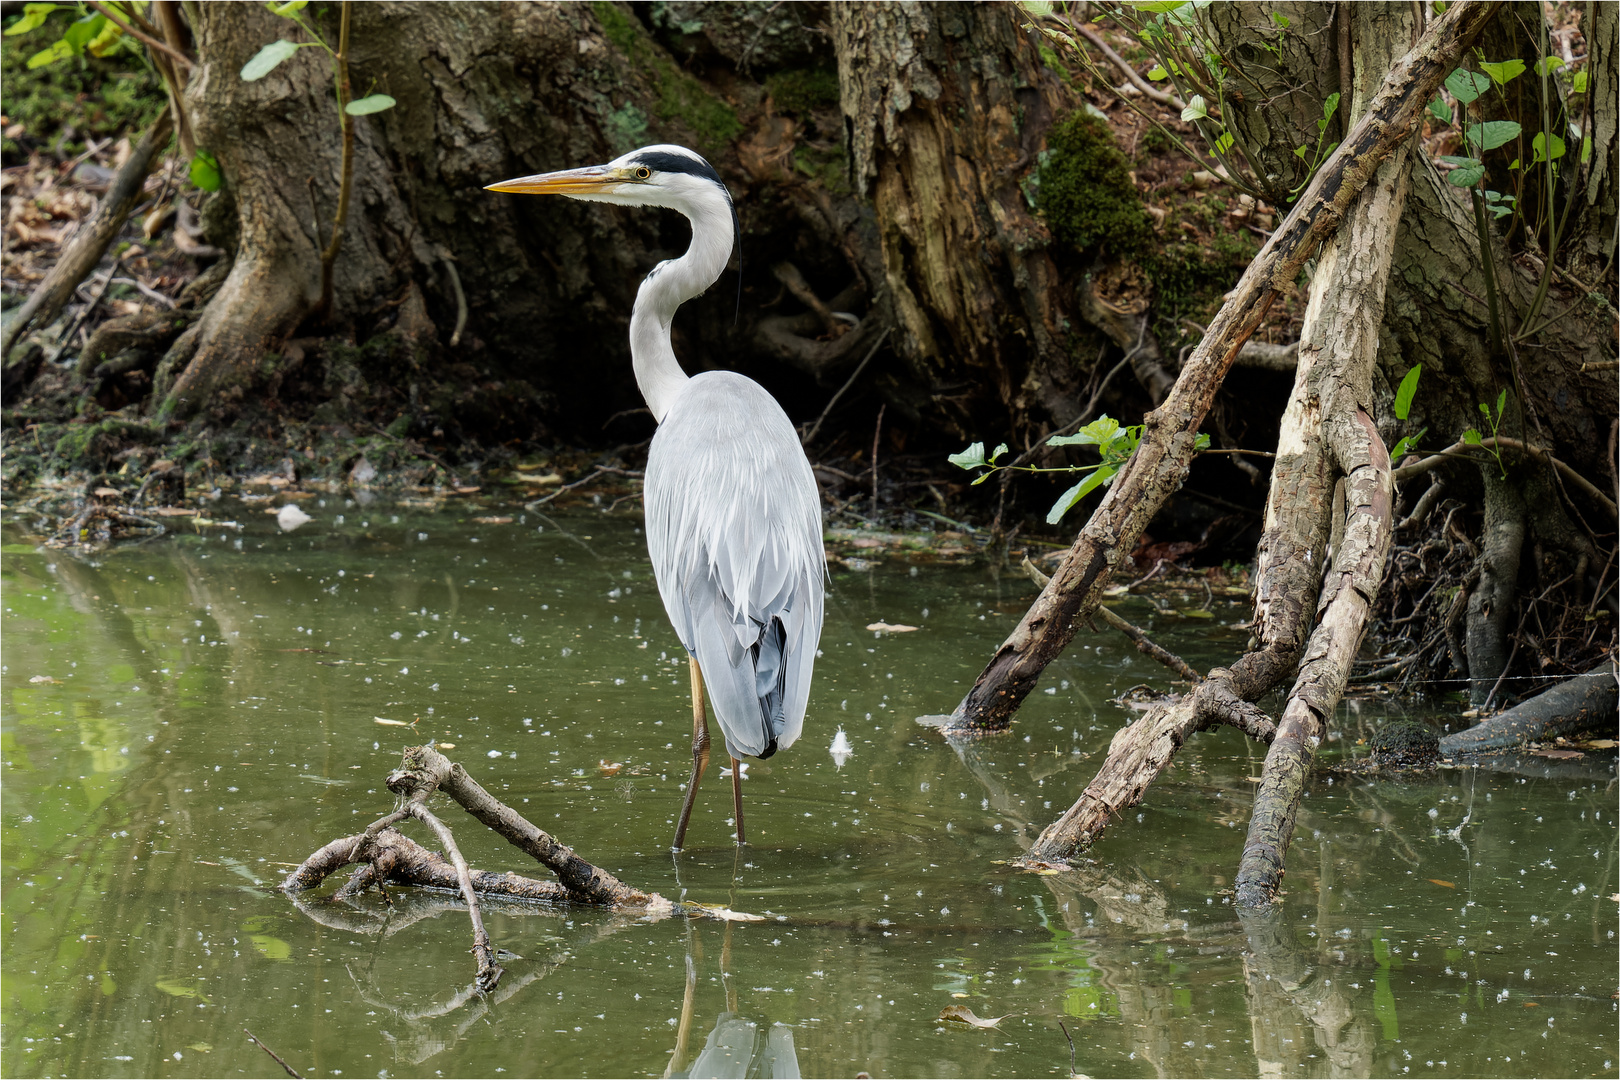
[484,165,625,196]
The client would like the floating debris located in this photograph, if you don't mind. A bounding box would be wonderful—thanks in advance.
[276,504,313,532]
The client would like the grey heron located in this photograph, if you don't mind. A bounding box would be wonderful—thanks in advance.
[488,145,826,850]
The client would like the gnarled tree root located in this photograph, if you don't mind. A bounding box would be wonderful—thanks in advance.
[1439,661,1619,755]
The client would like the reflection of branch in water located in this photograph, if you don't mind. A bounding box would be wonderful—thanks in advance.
[1239,906,1375,1078]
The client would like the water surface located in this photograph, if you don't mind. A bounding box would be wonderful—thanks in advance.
[3,500,1614,1078]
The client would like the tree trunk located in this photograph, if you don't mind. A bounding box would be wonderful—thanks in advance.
[832,2,1085,438]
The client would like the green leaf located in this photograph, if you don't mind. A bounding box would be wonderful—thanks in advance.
[1427,97,1452,125]
[1581,133,1592,163]
[1465,120,1521,151]
[1121,0,1188,10]
[1531,132,1565,163]
[1444,67,1491,104]
[1213,131,1233,155]
[1293,143,1308,159]
[1572,70,1588,94]
[268,0,309,13]
[60,12,104,52]
[240,38,299,81]
[989,443,1009,464]
[1270,12,1289,29]
[1146,63,1169,81]
[1393,364,1421,420]
[189,150,221,192]
[1495,388,1507,417]
[1389,428,1427,464]
[1478,58,1525,86]
[24,38,70,67]
[1321,91,1340,122]
[1478,401,1491,416]
[948,442,987,470]
[1018,0,1055,15]
[4,3,59,36]
[1463,428,1482,445]
[1193,432,1211,452]
[1045,467,1112,525]
[1534,55,1563,77]
[1180,95,1208,122]
[345,93,396,116]
[1439,155,1485,187]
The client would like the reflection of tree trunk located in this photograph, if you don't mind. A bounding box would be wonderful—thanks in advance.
[1239,907,1378,1078]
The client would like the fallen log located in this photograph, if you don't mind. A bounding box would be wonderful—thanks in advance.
[1439,662,1618,756]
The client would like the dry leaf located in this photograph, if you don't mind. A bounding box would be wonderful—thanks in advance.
[684,902,766,922]
[1578,739,1617,749]
[1427,878,1456,888]
[865,622,919,633]
[29,675,60,684]
[939,1005,1011,1028]
[374,717,409,726]
[598,760,624,776]
[473,516,513,525]
[1531,748,1584,760]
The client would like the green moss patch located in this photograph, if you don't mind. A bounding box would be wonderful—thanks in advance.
[1036,111,1153,259]
[590,2,742,154]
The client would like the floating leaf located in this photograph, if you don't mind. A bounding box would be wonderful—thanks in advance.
[373,717,409,726]
[1393,364,1422,420]
[1444,68,1491,104]
[250,934,291,960]
[345,93,396,116]
[1427,878,1456,888]
[1478,58,1524,86]
[240,38,299,82]
[865,622,919,633]
[940,1005,1012,1028]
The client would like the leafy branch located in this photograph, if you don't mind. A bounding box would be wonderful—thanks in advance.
[950,415,1209,525]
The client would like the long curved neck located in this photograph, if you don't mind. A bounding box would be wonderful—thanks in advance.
[629,195,734,422]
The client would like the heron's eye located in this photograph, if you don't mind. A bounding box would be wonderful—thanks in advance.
[635,166,652,180]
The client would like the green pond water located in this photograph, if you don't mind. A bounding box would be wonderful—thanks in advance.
[2,499,1615,1079]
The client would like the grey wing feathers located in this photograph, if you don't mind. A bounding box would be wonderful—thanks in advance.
[644,371,825,759]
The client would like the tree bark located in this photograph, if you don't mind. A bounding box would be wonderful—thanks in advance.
[832,1,1084,437]
[946,0,1500,735]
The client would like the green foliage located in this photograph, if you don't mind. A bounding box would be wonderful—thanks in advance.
[1388,364,1424,464]
[763,67,839,114]
[345,93,395,116]
[0,6,164,159]
[1463,389,1510,477]
[188,150,221,192]
[1036,110,1153,258]
[950,415,1211,525]
[240,38,301,82]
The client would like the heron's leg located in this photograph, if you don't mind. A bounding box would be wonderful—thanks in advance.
[730,756,747,846]
[672,656,711,851]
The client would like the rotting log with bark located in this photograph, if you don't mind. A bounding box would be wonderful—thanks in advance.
[1438,660,1619,755]
[945,0,1502,738]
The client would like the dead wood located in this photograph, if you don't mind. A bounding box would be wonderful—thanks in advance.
[1438,661,1618,755]
[943,0,1501,735]
[1020,554,1201,681]
[1,106,174,361]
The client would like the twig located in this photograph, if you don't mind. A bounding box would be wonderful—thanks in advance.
[243,1028,302,1079]
[405,802,504,992]
[801,325,889,446]
[48,259,120,363]
[1393,435,1616,518]
[438,246,468,347]
[523,465,640,509]
[109,275,177,309]
[1096,604,1203,681]
[86,1,193,69]
[871,403,885,516]
[1071,20,1184,108]
[1023,555,1202,680]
